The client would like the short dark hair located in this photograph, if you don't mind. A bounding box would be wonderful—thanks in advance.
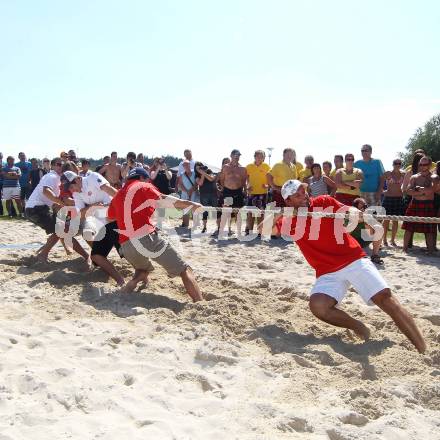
[81,159,90,165]
[283,148,294,155]
[311,163,321,171]
[127,152,136,160]
[362,144,372,151]
[51,157,62,166]
[7,156,14,161]
[111,151,117,156]
[334,155,343,161]
[322,161,332,168]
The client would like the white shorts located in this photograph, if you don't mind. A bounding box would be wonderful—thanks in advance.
[310,258,389,305]
[2,187,21,200]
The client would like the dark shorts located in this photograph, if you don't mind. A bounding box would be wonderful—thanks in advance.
[200,193,218,220]
[20,185,31,201]
[247,194,268,209]
[91,221,121,258]
[382,196,405,216]
[222,188,244,208]
[26,206,56,234]
[402,199,437,233]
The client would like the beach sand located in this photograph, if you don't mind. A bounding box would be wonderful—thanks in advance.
[0,218,439,439]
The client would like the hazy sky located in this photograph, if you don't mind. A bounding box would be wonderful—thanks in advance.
[1,0,439,167]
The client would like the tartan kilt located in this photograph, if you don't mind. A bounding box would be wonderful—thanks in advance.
[382,196,405,216]
[402,199,437,233]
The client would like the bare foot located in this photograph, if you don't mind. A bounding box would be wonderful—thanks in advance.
[352,322,371,341]
[36,254,48,263]
[120,279,138,293]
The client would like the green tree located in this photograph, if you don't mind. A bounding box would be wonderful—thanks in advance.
[401,113,440,166]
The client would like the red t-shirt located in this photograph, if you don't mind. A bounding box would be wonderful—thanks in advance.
[276,195,365,277]
[107,180,161,244]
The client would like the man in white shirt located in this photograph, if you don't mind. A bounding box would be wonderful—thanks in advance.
[62,170,125,286]
[177,149,195,176]
[25,157,90,263]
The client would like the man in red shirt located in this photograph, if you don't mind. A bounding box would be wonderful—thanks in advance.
[107,168,203,301]
[274,179,426,353]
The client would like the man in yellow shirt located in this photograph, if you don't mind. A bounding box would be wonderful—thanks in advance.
[330,154,344,177]
[267,148,297,207]
[299,155,314,182]
[246,150,270,234]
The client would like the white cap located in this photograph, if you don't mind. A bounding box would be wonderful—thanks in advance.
[63,171,79,182]
[281,179,303,199]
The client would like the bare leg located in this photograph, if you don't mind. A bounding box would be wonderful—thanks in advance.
[180,267,203,302]
[309,293,370,340]
[37,233,60,261]
[403,229,412,252]
[382,220,389,246]
[391,220,399,246]
[91,254,124,285]
[425,233,436,253]
[371,289,426,353]
[71,238,91,268]
[181,213,189,227]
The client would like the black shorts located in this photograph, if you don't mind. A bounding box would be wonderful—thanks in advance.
[91,221,122,258]
[222,188,245,208]
[25,206,56,234]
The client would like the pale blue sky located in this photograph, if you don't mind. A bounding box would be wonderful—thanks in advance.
[1,0,439,167]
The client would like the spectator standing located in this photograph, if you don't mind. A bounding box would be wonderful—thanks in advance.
[79,159,91,177]
[42,158,51,174]
[2,156,23,216]
[178,160,199,227]
[267,148,298,207]
[121,152,143,182]
[15,152,32,204]
[195,162,218,233]
[292,149,304,176]
[354,144,385,206]
[177,149,195,176]
[299,155,314,182]
[334,153,363,206]
[98,152,122,188]
[307,163,335,196]
[380,159,406,246]
[330,155,344,178]
[246,150,270,234]
[29,158,44,194]
[402,156,437,253]
[150,157,172,194]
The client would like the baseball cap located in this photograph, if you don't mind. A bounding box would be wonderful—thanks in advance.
[281,179,303,200]
[62,171,79,191]
[231,149,241,156]
[127,167,149,179]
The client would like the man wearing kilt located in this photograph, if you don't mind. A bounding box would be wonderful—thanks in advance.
[402,156,437,253]
[380,159,406,246]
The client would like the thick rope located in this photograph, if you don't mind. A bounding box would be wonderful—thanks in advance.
[196,206,440,224]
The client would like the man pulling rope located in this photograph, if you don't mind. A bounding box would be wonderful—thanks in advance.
[270,179,426,353]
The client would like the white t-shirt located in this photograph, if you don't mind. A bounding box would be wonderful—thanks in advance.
[177,159,195,176]
[26,170,60,208]
[73,172,112,211]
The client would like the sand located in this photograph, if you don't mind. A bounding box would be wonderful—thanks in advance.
[0,218,439,439]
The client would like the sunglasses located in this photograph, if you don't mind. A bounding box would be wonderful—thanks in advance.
[393,162,402,166]
[345,158,354,161]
